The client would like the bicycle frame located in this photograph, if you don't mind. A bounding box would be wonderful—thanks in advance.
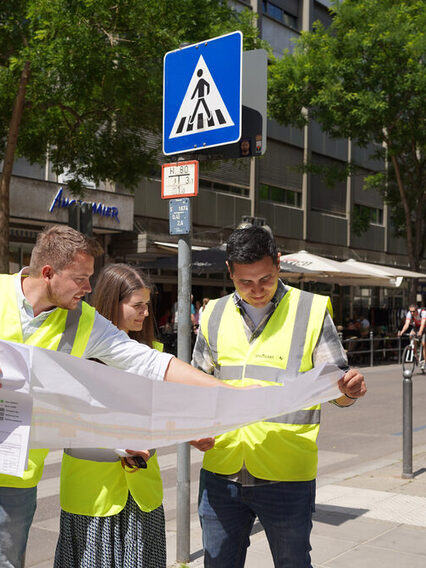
[402,334,425,374]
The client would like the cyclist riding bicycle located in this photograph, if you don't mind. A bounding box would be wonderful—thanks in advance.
[398,304,426,365]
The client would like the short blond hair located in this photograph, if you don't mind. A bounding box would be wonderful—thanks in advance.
[29,225,103,275]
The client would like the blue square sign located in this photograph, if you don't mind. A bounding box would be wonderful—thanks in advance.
[169,198,190,235]
[163,31,242,155]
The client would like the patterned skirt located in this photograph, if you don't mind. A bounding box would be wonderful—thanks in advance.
[54,493,166,568]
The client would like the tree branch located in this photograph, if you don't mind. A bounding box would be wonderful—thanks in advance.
[389,150,417,270]
[0,60,31,272]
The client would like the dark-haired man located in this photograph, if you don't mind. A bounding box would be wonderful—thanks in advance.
[398,304,422,338]
[192,226,366,568]
[0,224,245,568]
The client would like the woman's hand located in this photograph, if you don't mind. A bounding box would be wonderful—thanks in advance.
[122,449,151,469]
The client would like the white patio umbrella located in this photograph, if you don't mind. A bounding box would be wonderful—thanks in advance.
[279,250,398,287]
[341,259,426,281]
[280,250,351,273]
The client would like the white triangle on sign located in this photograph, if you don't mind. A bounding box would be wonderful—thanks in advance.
[170,55,234,139]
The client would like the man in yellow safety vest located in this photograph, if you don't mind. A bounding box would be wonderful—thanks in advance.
[191,226,367,568]
[0,224,242,568]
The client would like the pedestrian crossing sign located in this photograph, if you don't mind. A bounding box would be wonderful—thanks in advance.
[163,31,242,155]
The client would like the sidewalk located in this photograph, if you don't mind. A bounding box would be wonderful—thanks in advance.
[168,446,426,568]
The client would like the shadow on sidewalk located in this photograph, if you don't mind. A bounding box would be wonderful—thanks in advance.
[314,505,368,526]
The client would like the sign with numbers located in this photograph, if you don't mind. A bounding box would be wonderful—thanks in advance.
[169,198,191,235]
[161,160,199,199]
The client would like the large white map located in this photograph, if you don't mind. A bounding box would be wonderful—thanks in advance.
[0,339,342,470]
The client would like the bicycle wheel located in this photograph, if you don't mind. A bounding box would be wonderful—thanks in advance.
[402,345,416,374]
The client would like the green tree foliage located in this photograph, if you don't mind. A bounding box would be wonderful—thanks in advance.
[268,0,425,274]
[0,0,261,271]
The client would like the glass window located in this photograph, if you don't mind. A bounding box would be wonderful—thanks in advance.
[199,178,249,197]
[354,204,384,226]
[262,1,298,30]
[260,184,301,207]
[259,184,269,200]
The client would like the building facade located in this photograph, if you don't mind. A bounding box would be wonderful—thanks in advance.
[3,0,423,328]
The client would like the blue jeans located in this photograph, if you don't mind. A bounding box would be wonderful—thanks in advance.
[0,486,37,568]
[198,469,315,568]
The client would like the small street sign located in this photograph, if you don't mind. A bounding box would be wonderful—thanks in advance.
[169,198,191,235]
[161,161,199,199]
[163,31,242,155]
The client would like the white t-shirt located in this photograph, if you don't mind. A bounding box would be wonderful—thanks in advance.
[241,300,274,329]
[14,270,173,380]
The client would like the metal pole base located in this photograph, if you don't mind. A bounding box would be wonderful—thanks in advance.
[401,472,415,479]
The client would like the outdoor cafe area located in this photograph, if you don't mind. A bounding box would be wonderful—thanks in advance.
[145,247,425,367]
[278,250,425,367]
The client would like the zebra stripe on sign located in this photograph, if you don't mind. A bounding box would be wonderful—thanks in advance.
[170,55,234,139]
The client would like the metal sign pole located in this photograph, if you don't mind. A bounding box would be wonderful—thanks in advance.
[162,161,198,564]
[176,231,192,563]
[162,159,197,564]
[163,34,265,565]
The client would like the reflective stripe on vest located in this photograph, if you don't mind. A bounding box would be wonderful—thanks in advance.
[200,287,330,481]
[59,342,165,516]
[0,274,95,488]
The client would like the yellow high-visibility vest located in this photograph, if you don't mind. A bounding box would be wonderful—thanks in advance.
[200,286,332,482]
[0,274,95,488]
[59,344,164,516]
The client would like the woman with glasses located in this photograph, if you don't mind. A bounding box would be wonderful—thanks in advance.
[55,264,166,568]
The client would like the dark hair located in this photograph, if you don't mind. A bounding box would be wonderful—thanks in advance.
[92,263,155,347]
[226,226,278,272]
[30,225,103,275]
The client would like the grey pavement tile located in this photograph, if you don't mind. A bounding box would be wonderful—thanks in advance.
[337,475,412,492]
[37,476,60,500]
[397,479,426,497]
[350,455,426,483]
[33,515,60,534]
[40,461,62,479]
[32,494,60,523]
[27,562,52,568]
[26,526,59,567]
[311,534,357,565]
[242,548,274,568]
[317,450,357,469]
[323,545,426,568]
[313,509,397,542]
[166,529,204,567]
[367,524,426,556]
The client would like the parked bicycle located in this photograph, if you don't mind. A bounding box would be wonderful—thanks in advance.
[402,334,425,375]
